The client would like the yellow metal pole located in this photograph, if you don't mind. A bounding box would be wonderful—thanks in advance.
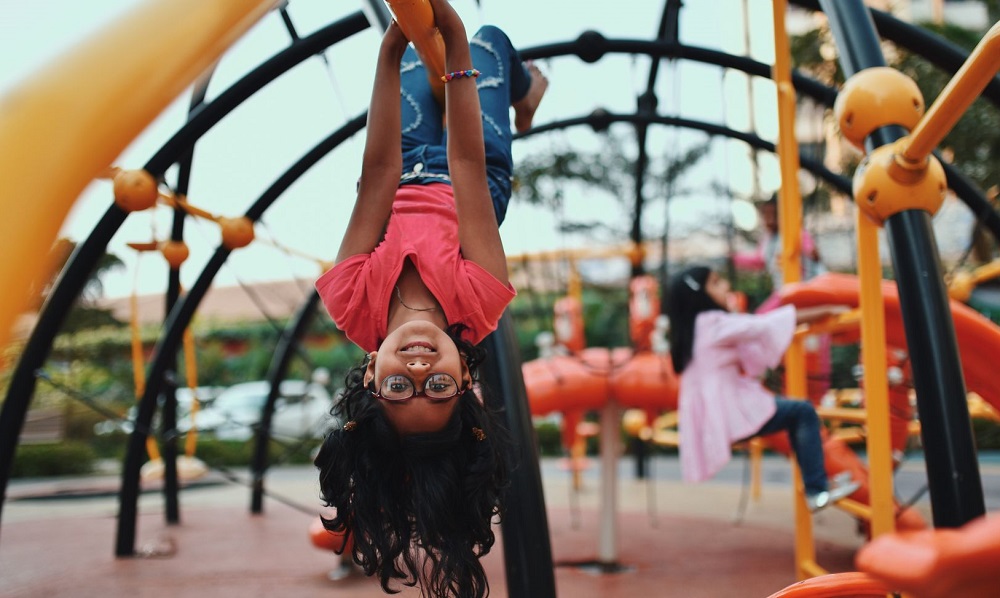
[856,213,896,539]
[182,327,201,458]
[772,0,816,579]
[0,0,276,352]
[901,21,1000,164]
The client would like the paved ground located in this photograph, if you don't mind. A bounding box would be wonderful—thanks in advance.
[0,453,984,598]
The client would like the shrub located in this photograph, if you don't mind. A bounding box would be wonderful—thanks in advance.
[12,442,95,478]
[533,420,564,457]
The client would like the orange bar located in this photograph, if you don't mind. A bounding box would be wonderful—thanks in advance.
[772,0,815,578]
[902,21,1000,164]
[0,0,276,352]
[856,213,896,539]
[793,309,862,339]
[385,0,446,105]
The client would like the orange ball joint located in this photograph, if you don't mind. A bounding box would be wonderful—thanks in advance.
[852,138,947,225]
[218,216,255,250]
[160,240,189,269]
[112,169,159,212]
[834,67,924,151]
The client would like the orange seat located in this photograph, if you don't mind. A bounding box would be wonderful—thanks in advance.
[765,571,893,597]
[856,514,1000,598]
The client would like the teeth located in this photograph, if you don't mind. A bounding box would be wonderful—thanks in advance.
[403,345,433,353]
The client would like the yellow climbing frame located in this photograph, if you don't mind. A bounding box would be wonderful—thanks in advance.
[0,0,277,351]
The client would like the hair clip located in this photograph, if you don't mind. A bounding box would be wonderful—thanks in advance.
[684,275,701,291]
[343,420,357,432]
[471,427,486,442]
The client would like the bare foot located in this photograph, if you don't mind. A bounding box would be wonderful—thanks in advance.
[513,61,548,133]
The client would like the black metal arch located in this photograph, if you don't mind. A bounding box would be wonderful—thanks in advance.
[518,111,852,194]
[791,0,1000,108]
[115,111,366,555]
[0,11,371,538]
[0,2,995,575]
[515,33,1000,242]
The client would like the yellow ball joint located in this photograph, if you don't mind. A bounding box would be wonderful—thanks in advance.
[218,216,255,250]
[160,240,190,269]
[622,409,648,438]
[112,169,159,212]
[834,67,925,151]
[852,138,947,225]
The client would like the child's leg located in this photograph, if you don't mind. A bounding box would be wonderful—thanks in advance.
[400,44,445,153]
[464,25,533,225]
[755,397,828,495]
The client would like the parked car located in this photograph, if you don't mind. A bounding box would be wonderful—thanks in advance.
[94,386,224,436]
[177,379,337,442]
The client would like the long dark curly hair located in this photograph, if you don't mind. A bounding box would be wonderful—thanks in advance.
[315,324,509,598]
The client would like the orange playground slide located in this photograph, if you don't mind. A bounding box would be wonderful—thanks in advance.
[776,272,1000,409]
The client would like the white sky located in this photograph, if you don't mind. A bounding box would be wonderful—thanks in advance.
[1,0,792,298]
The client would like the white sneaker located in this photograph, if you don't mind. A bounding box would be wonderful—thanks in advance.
[807,475,861,512]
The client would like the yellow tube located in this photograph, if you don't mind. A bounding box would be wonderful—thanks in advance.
[183,327,200,458]
[856,210,895,539]
[0,0,276,353]
[902,21,1000,164]
[130,288,161,462]
[772,0,816,579]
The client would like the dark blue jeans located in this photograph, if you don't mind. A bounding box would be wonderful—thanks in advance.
[754,397,827,495]
[398,25,532,226]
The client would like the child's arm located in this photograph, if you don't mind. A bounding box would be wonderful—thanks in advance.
[335,23,408,264]
[430,0,509,285]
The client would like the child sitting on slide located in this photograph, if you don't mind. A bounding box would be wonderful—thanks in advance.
[667,265,860,511]
[313,0,547,595]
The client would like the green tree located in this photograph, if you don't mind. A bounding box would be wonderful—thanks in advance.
[513,131,711,243]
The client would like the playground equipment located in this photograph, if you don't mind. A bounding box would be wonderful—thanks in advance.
[2,0,1000,596]
[765,0,1000,595]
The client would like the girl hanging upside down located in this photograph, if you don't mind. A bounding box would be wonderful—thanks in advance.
[313,0,547,595]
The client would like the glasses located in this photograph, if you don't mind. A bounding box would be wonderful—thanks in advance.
[370,373,463,402]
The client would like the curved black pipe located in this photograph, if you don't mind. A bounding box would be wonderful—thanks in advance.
[518,112,853,195]
[0,207,127,540]
[0,12,372,537]
[820,0,985,527]
[160,64,218,525]
[480,315,557,597]
[250,292,321,513]
[520,36,839,108]
[116,112,366,556]
[145,12,369,174]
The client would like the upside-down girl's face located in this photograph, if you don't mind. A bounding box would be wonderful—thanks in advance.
[364,320,471,435]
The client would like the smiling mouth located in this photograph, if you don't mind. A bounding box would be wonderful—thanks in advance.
[400,341,435,353]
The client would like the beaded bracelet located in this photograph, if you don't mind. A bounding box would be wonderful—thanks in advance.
[441,68,480,83]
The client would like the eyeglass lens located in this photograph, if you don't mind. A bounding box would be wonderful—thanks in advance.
[379,373,459,400]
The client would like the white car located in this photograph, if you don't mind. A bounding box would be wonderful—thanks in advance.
[178,379,337,442]
[94,386,224,436]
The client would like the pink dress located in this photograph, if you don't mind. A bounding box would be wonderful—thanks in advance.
[315,183,516,352]
[678,305,796,482]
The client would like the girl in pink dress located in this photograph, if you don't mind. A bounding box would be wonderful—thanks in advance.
[667,265,859,511]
